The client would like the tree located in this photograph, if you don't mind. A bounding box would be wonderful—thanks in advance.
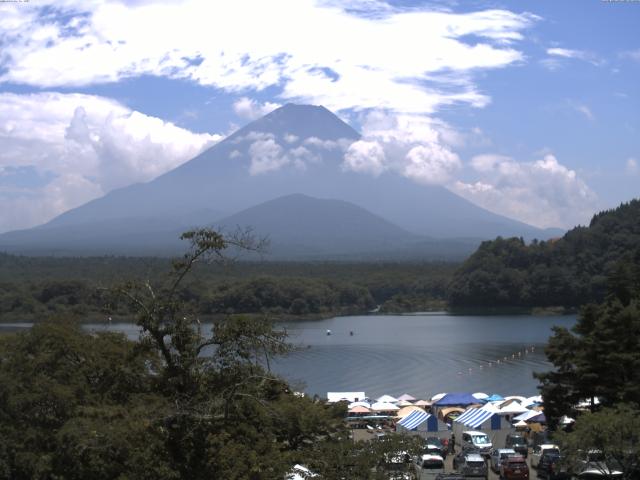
[536,252,640,429]
[554,405,640,480]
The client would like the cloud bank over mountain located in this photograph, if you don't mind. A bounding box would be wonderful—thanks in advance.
[0,92,221,232]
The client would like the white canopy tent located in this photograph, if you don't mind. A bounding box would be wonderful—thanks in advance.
[499,402,530,415]
[371,401,400,412]
[376,394,399,403]
[327,392,366,403]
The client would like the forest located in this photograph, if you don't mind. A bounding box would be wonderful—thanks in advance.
[0,254,454,323]
[448,199,640,309]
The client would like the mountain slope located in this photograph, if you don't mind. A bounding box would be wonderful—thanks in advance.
[0,103,561,257]
[215,193,420,257]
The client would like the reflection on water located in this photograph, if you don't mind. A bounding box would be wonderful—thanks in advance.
[272,314,575,398]
[0,313,575,399]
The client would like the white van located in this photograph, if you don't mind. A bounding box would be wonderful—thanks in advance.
[461,430,492,456]
[414,454,445,480]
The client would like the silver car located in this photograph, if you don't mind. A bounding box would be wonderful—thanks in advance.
[457,453,487,479]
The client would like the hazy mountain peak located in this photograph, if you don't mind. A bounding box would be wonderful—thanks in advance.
[229,103,360,142]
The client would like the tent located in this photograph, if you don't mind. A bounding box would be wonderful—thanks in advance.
[348,401,371,409]
[528,412,546,423]
[348,405,371,415]
[396,405,426,419]
[397,393,416,402]
[433,392,480,407]
[503,395,527,403]
[499,402,530,415]
[452,405,513,446]
[376,394,399,403]
[473,392,489,401]
[414,400,431,407]
[437,406,465,422]
[396,410,449,436]
[523,395,543,407]
[485,394,504,402]
[397,400,414,407]
[327,392,366,403]
[371,401,400,412]
[514,410,541,422]
[431,392,447,402]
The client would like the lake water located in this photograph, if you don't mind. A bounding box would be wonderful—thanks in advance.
[272,313,575,399]
[1,313,575,400]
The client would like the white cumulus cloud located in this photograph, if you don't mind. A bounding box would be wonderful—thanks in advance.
[452,153,597,229]
[0,0,537,115]
[232,97,281,120]
[343,140,386,176]
[0,92,221,232]
[341,111,461,184]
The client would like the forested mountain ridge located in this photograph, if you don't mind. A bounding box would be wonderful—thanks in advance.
[448,199,640,308]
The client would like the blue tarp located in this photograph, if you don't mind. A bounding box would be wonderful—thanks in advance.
[485,394,504,402]
[433,393,479,406]
[397,410,431,430]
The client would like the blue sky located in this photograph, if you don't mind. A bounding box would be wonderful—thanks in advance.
[0,0,638,233]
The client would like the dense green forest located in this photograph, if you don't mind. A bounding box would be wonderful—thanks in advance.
[448,199,640,308]
[0,254,454,322]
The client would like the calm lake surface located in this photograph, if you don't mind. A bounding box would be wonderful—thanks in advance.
[1,313,575,399]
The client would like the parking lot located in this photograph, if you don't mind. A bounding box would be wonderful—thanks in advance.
[443,446,540,480]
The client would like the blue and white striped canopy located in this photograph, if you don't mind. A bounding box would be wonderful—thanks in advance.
[397,410,431,429]
[454,408,495,429]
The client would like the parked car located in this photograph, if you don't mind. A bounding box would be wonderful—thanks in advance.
[505,433,528,458]
[434,475,465,480]
[452,448,479,470]
[414,454,445,480]
[531,444,560,468]
[537,452,569,480]
[499,455,529,480]
[424,437,447,459]
[575,463,623,479]
[285,464,318,479]
[461,431,492,457]
[574,451,623,479]
[489,448,517,472]
[381,451,412,480]
[454,452,487,479]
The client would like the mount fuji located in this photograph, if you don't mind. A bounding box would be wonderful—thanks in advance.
[0,104,561,258]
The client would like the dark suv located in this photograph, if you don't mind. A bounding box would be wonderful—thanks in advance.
[454,452,487,479]
[505,433,528,458]
[537,452,569,480]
